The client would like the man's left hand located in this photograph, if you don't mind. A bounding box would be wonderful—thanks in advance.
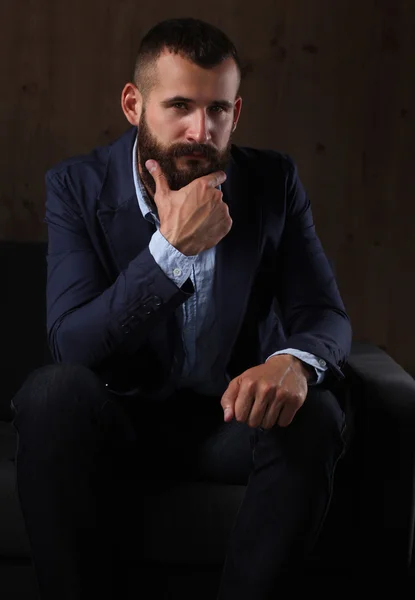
[220,354,312,429]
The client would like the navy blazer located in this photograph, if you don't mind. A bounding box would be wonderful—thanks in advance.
[45,126,352,399]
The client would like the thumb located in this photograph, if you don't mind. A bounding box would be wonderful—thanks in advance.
[221,379,239,422]
[145,160,169,196]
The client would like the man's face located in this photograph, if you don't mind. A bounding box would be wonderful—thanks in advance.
[135,50,242,197]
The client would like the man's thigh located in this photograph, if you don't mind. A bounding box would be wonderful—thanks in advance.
[189,415,256,485]
[165,389,255,485]
[124,388,255,485]
[177,386,347,485]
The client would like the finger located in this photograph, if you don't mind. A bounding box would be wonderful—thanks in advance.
[261,400,283,429]
[276,402,298,428]
[220,378,239,422]
[262,386,290,429]
[145,160,170,196]
[198,170,227,189]
[248,385,275,429]
[234,378,255,423]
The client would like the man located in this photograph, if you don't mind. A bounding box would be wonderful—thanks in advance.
[11,17,352,600]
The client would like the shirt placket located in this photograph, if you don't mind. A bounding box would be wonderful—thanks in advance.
[182,262,198,376]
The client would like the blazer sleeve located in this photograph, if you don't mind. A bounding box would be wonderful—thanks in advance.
[274,156,352,379]
[45,171,193,368]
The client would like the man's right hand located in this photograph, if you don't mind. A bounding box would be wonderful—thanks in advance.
[145,159,232,256]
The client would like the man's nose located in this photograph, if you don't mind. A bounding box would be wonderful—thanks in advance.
[186,111,211,144]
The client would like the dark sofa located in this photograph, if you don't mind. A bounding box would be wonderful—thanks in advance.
[1,240,415,598]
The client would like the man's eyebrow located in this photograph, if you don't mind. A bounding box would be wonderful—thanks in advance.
[161,96,234,109]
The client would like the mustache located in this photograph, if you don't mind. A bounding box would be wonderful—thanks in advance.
[170,143,218,160]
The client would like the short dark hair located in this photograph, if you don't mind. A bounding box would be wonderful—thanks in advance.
[133,18,241,99]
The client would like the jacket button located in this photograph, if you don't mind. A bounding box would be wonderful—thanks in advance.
[153,296,162,307]
[143,303,152,315]
[139,303,152,316]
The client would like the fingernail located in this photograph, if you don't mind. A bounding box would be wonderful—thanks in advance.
[145,160,156,173]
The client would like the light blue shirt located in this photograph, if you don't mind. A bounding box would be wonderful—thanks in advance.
[132,134,327,395]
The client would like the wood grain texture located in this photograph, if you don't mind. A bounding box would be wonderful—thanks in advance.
[0,0,414,372]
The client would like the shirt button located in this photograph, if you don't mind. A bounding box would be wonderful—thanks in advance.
[173,268,182,277]
[318,359,327,367]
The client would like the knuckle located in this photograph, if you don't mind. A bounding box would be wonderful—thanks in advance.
[281,386,291,397]
[245,379,256,394]
[259,382,273,395]
[292,393,303,407]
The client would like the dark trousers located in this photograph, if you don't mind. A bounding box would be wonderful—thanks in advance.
[10,363,346,599]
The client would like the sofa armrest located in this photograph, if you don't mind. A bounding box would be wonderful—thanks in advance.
[344,341,415,571]
[345,341,415,422]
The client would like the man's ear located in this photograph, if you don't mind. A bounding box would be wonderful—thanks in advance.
[232,96,243,132]
[121,83,143,126]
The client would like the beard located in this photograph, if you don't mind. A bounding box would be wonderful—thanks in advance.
[136,109,233,209]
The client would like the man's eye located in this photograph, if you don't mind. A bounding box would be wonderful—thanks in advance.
[171,103,225,112]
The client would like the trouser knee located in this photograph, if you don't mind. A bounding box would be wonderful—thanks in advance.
[256,388,346,468]
[289,388,346,463]
[10,363,109,429]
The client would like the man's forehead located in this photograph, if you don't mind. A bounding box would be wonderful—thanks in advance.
[152,50,239,97]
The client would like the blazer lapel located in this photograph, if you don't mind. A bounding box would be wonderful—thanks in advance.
[96,128,156,273]
[214,149,262,369]
[97,198,156,274]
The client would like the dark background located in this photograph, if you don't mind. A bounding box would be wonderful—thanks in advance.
[1,0,414,374]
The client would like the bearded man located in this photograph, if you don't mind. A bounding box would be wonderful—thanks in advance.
[11,17,352,600]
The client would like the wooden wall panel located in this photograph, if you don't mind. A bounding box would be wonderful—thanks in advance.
[0,0,414,373]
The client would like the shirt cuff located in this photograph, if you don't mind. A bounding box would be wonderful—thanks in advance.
[149,230,197,287]
[266,348,328,385]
